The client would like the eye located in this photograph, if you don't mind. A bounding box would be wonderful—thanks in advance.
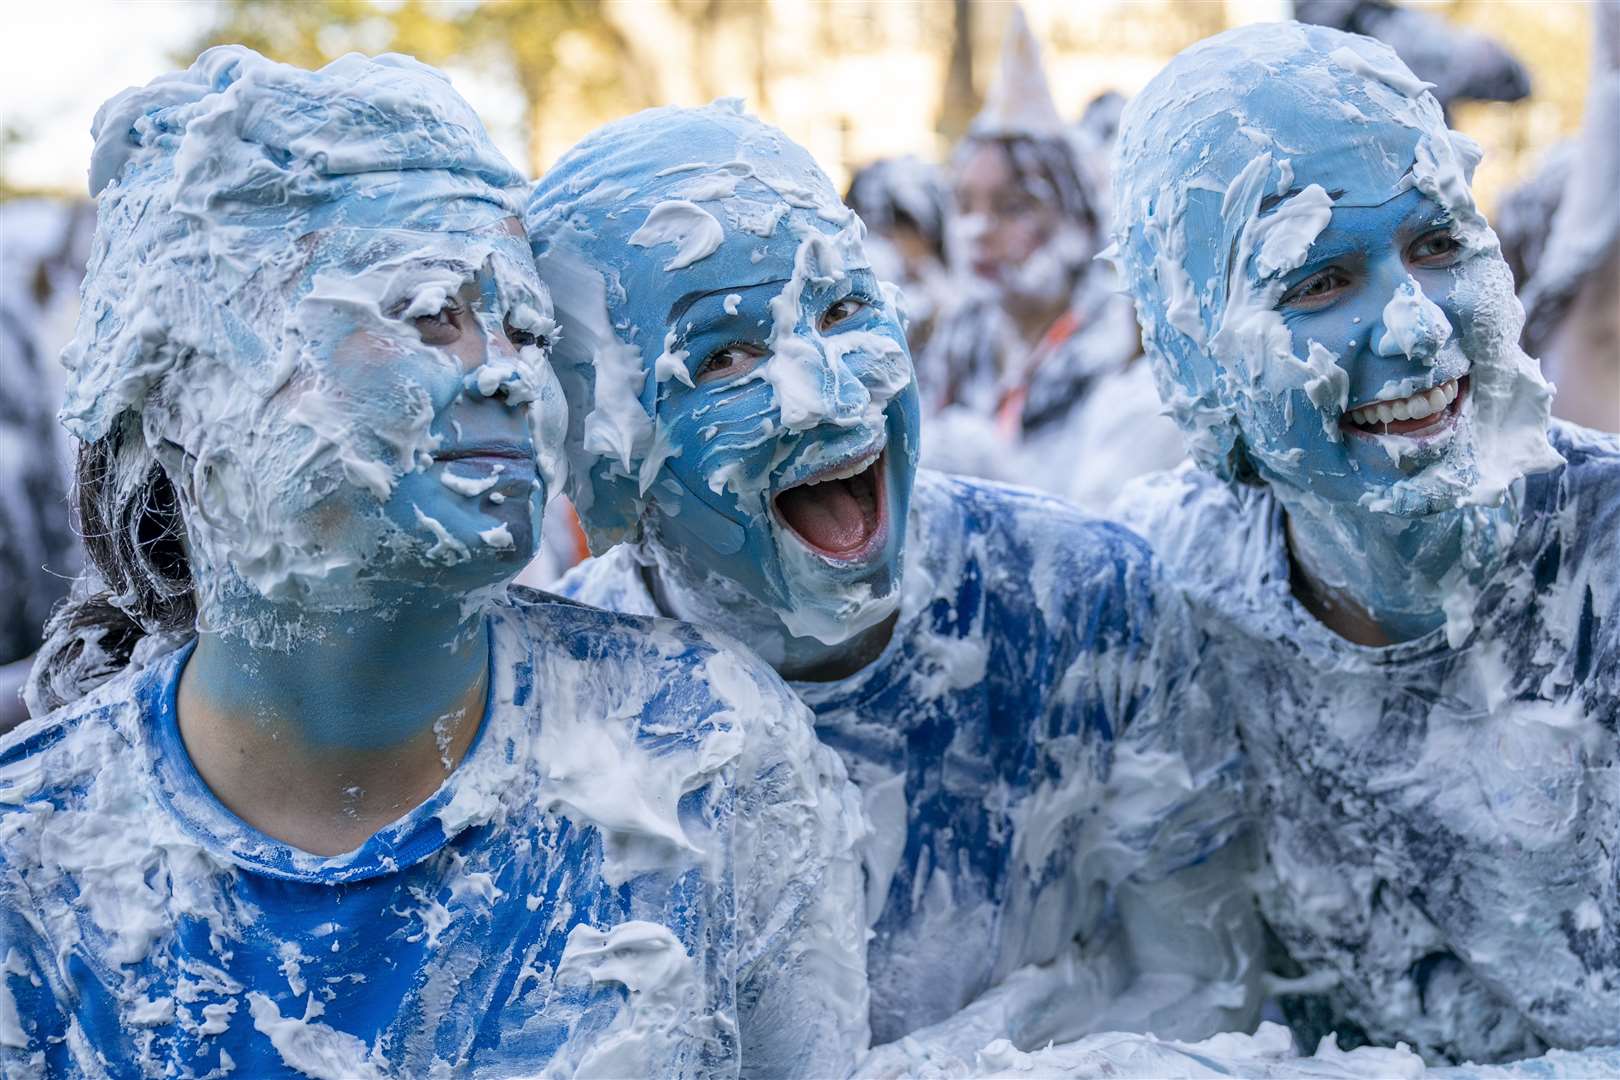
[819,296,869,332]
[1408,228,1462,268]
[694,343,766,385]
[1278,268,1351,309]
[412,301,463,346]
[504,319,547,351]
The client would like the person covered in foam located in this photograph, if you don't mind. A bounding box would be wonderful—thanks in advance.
[1108,21,1619,1065]
[0,47,867,1078]
[530,99,1263,1066]
[918,7,1183,512]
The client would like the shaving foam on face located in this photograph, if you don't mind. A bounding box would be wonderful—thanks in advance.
[62,47,568,648]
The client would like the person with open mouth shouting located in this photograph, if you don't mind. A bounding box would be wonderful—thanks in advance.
[1109,21,1620,1066]
[530,100,1264,1067]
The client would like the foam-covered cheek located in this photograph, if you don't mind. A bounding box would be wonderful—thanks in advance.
[656,377,780,505]
[282,297,454,499]
[824,330,911,421]
[949,213,992,256]
[1443,254,1514,361]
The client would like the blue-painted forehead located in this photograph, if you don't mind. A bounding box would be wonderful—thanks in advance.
[1115,21,1451,219]
[528,101,863,335]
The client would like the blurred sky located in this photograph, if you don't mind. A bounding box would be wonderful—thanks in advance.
[3,3,201,195]
[0,0,1600,209]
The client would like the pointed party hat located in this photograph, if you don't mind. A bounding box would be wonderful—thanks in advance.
[971,5,1065,136]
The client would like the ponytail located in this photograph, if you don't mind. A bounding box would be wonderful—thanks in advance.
[26,425,195,715]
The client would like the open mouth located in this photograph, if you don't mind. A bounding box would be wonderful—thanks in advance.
[773,447,888,562]
[1341,374,1469,439]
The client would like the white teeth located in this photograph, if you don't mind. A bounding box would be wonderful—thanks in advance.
[1348,377,1460,430]
[799,452,878,487]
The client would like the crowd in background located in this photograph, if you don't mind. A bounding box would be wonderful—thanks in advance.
[1,0,1616,733]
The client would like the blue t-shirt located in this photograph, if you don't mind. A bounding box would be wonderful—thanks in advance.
[0,589,867,1078]
[559,471,1245,1043]
[1114,422,1620,1064]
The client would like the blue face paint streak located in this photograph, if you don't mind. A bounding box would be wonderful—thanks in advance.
[529,103,923,655]
[1112,21,1562,642]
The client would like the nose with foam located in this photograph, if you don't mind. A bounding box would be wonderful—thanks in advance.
[1375,276,1452,364]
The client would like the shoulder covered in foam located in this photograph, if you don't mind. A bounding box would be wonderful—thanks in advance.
[918,469,1164,634]
[1109,462,1277,598]
[1,643,174,804]
[497,587,872,1072]
[495,584,861,855]
[1544,420,1620,515]
[921,469,1159,579]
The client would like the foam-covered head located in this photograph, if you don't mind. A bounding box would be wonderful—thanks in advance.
[1111,21,1559,517]
[527,101,920,644]
[66,46,567,634]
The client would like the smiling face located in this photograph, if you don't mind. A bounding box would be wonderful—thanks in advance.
[529,103,923,645]
[1233,187,1490,512]
[645,255,919,642]
[1112,22,1558,521]
[175,220,565,608]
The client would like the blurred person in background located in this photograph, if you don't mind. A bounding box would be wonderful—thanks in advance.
[1495,0,1619,433]
[0,198,91,734]
[844,155,950,356]
[919,7,1185,512]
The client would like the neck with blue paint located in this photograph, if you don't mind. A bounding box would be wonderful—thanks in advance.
[177,583,490,854]
[1279,484,1520,646]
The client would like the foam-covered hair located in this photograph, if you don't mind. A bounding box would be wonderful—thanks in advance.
[64,45,529,445]
[1108,21,1487,481]
[526,100,866,552]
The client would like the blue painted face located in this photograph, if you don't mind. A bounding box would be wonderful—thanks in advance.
[530,103,922,643]
[1112,21,1556,519]
[308,227,556,590]
[189,221,563,605]
[1235,187,1478,508]
[63,47,567,619]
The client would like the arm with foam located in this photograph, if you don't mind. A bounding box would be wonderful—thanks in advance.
[712,647,871,1079]
[1011,555,1262,1048]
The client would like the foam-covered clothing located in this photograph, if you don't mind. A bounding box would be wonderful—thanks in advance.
[559,470,1245,1044]
[0,589,867,1078]
[1114,422,1620,1063]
